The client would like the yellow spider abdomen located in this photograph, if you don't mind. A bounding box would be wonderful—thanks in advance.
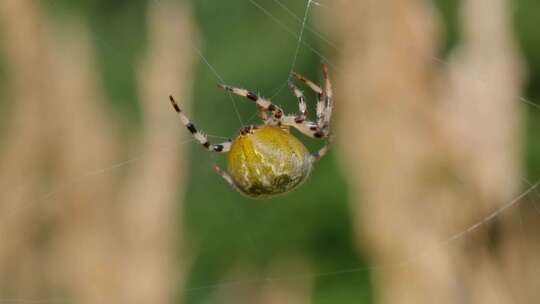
[227,125,313,198]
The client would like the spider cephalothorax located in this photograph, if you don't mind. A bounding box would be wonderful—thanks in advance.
[169,64,333,198]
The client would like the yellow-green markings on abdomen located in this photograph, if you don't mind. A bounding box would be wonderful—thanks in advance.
[227,125,312,198]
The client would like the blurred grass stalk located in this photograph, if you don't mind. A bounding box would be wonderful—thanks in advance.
[335,0,539,303]
[0,0,194,302]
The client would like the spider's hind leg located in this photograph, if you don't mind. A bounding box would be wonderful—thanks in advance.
[214,164,240,191]
[169,95,232,152]
[311,135,333,162]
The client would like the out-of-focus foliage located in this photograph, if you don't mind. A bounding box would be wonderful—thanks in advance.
[3,0,538,303]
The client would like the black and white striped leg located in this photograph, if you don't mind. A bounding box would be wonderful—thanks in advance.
[281,115,327,139]
[169,95,232,152]
[288,81,307,123]
[214,164,239,190]
[291,71,325,127]
[218,84,284,120]
[281,115,332,161]
[291,71,323,95]
[321,63,333,127]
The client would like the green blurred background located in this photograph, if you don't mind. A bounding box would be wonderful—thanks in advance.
[6,0,540,303]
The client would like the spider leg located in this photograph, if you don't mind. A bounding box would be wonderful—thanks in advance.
[291,71,325,126]
[292,63,333,134]
[311,137,333,162]
[217,84,284,120]
[214,164,240,191]
[281,116,327,139]
[321,63,333,128]
[288,81,307,123]
[291,71,323,95]
[256,105,270,121]
[169,95,232,152]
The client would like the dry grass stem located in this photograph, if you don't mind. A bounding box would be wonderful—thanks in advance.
[333,0,536,303]
[0,0,195,302]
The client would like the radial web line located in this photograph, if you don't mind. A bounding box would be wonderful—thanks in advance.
[255,0,540,114]
[181,178,540,294]
[287,0,315,81]
[248,0,333,99]
[0,139,196,222]
[271,0,337,49]
[191,45,245,126]
[247,0,333,67]
[522,177,540,214]
[150,0,245,127]
[441,180,540,243]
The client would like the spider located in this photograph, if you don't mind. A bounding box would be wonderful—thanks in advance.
[169,63,333,199]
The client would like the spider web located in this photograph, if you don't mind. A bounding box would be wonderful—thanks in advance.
[2,0,540,303]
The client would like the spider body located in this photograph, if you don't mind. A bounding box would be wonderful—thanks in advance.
[228,125,312,198]
[169,64,333,199]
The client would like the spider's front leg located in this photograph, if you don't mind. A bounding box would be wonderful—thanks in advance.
[292,70,325,126]
[288,81,308,123]
[278,115,332,162]
[281,117,321,138]
[287,63,334,162]
[169,95,232,152]
[321,63,333,129]
[292,63,333,133]
[217,84,284,121]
